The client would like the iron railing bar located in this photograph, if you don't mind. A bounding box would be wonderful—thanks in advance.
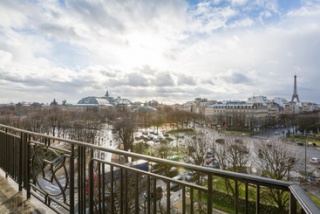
[147,175,150,214]
[166,181,170,214]
[77,145,81,214]
[5,128,8,179]
[290,191,297,214]
[101,161,105,214]
[28,184,70,211]
[89,149,94,214]
[69,144,75,214]
[18,132,23,191]
[110,165,114,214]
[32,194,69,213]
[47,195,70,210]
[81,146,86,213]
[256,184,260,214]
[0,131,21,139]
[120,168,123,214]
[245,181,248,214]
[29,143,71,153]
[84,146,87,213]
[182,186,186,214]
[190,188,193,214]
[235,180,239,214]
[97,161,102,214]
[26,133,31,199]
[207,173,213,214]
[125,170,128,214]
[135,172,139,214]
[289,184,320,214]
[153,177,157,214]
[93,158,207,191]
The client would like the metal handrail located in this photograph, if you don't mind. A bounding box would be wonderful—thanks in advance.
[289,184,320,214]
[0,124,319,214]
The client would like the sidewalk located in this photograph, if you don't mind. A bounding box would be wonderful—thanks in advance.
[0,170,54,214]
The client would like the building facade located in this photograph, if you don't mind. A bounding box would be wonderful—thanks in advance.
[205,101,268,131]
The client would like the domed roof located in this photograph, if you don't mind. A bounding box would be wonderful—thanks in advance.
[132,104,157,112]
[114,97,132,106]
[77,90,132,106]
[77,90,133,106]
[77,96,112,106]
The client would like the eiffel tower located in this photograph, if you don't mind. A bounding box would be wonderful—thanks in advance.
[291,75,300,103]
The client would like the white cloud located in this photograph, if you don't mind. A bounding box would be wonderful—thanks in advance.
[229,0,248,6]
[0,50,12,67]
[0,0,320,104]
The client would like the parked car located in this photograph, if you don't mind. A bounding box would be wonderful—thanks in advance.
[169,167,179,177]
[206,151,213,158]
[185,171,197,181]
[172,174,183,181]
[209,160,219,168]
[307,177,317,183]
[310,157,320,164]
[150,162,165,174]
[170,174,183,190]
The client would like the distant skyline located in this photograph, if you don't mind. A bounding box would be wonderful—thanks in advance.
[1,0,320,104]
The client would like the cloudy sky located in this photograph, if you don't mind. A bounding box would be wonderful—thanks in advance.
[0,0,320,104]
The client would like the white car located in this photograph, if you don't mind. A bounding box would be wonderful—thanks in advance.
[309,157,320,164]
[170,174,183,190]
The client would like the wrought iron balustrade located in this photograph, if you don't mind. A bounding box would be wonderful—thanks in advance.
[0,124,319,214]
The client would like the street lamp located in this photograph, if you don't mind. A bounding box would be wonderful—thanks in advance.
[304,130,307,181]
[305,139,307,181]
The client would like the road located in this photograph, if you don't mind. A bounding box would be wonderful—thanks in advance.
[191,125,320,178]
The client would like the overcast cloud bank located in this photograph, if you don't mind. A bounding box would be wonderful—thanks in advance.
[0,0,320,104]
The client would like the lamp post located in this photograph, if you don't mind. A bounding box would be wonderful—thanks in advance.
[305,139,307,181]
[304,130,307,181]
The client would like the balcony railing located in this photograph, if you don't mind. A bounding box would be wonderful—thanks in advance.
[0,124,319,214]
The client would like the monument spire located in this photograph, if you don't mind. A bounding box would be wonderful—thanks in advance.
[105,87,109,97]
[291,75,300,103]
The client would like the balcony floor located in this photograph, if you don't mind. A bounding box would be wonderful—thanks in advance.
[0,171,54,214]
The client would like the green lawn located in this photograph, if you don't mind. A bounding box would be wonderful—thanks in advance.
[287,136,320,146]
[309,193,320,207]
[197,175,293,213]
[167,128,196,134]
[225,130,253,136]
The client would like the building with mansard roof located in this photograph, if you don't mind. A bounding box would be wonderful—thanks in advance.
[205,101,268,131]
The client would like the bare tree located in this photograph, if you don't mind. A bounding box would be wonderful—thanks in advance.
[156,143,174,159]
[212,137,249,172]
[65,110,102,145]
[226,141,250,173]
[212,136,250,197]
[254,140,298,180]
[113,115,136,162]
[183,133,212,214]
[185,134,210,169]
[44,106,63,136]
[24,108,46,133]
[254,140,299,212]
